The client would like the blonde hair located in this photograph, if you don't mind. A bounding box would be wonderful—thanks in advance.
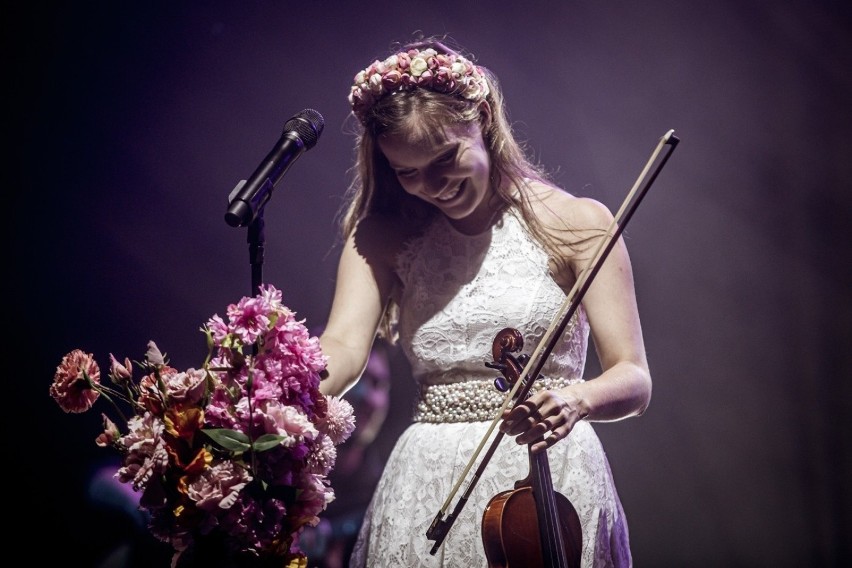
[339,38,568,340]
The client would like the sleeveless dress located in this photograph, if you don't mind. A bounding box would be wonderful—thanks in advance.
[348,211,631,567]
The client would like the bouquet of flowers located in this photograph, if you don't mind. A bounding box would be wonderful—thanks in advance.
[49,285,355,567]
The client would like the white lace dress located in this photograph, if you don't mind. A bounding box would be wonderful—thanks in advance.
[348,211,631,567]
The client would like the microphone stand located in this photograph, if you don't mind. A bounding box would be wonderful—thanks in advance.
[226,177,267,357]
[247,213,265,299]
[246,213,265,361]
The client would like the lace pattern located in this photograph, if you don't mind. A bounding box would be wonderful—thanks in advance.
[349,211,631,567]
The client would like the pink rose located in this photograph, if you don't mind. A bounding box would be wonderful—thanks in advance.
[397,52,411,70]
[433,67,455,92]
[381,69,403,90]
[417,69,434,88]
[435,54,452,69]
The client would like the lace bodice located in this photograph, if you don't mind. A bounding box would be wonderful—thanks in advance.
[396,211,589,387]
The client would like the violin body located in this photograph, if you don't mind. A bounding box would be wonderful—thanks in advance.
[481,481,582,568]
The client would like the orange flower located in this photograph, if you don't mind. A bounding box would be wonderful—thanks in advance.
[164,406,205,442]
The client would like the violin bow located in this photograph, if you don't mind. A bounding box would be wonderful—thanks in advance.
[426,129,680,554]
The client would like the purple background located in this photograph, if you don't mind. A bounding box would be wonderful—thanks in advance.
[12,1,850,565]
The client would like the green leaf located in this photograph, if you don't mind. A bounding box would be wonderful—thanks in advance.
[202,428,251,452]
[252,434,287,452]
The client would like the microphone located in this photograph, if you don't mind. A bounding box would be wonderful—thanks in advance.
[225,108,325,227]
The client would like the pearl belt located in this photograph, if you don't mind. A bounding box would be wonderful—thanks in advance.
[413,376,575,423]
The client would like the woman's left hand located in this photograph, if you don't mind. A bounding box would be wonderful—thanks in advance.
[499,388,588,453]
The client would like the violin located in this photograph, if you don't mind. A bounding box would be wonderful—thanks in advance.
[481,328,582,568]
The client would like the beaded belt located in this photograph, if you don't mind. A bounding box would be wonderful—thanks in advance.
[413,376,574,423]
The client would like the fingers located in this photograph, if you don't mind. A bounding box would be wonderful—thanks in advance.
[500,394,575,452]
[499,400,541,435]
[529,423,568,454]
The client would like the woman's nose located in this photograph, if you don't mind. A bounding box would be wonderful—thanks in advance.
[422,170,448,196]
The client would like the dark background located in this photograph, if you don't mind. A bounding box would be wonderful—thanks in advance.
[10,1,850,566]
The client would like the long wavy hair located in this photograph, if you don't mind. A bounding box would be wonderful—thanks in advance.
[339,37,568,339]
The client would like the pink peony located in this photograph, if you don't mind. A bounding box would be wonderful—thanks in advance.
[261,400,319,443]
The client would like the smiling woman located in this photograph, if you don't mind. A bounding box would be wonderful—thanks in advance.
[315,37,652,567]
[378,120,496,235]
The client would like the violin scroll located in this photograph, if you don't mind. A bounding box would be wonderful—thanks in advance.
[485,328,532,393]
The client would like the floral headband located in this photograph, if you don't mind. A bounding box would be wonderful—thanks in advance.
[348,47,491,123]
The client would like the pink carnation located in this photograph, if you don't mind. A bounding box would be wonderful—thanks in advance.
[160,367,207,406]
[137,367,179,415]
[116,412,170,492]
[50,349,101,413]
[186,460,253,513]
[205,314,230,343]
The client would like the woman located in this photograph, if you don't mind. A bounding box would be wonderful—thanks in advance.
[318,37,651,567]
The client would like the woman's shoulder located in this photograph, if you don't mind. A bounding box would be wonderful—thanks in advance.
[524,182,615,234]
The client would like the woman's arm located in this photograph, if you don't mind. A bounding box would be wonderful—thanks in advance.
[319,217,398,397]
[502,194,652,452]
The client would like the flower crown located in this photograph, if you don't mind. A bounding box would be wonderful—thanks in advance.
[348,47,490,123]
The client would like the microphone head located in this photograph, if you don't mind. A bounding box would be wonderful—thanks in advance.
[285,108,324,150]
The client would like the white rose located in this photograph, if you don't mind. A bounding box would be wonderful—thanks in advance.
[462,77,488,100]
[368,73,383,94]
[410,56,428,77]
